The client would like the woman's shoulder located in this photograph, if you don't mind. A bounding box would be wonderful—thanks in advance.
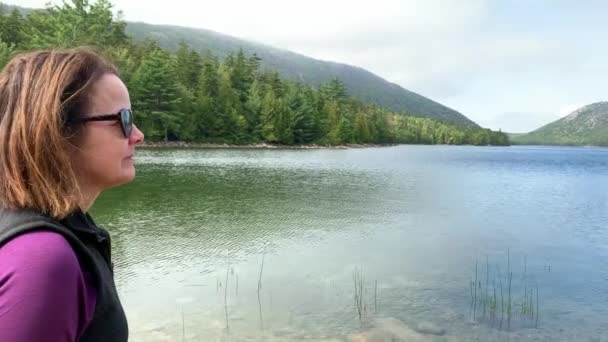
[0,230,98,340]
[0,230,82,278]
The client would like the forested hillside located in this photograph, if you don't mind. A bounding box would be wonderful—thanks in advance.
[0,1,508,146]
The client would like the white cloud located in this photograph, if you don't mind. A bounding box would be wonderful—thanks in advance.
[558,104,584,116]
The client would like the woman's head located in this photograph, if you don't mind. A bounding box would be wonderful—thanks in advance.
[0,48,144,219]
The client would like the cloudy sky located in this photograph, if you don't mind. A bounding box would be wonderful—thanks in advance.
[9,0,608,132]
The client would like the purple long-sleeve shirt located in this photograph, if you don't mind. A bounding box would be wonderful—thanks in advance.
[0,231,96,341]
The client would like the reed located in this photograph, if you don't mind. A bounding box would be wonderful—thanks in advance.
[374,280,378,314]
[353,268,365,324]
[469,250,540,331]
[224,265,230,333]
[181,307,185,342]
[257,251,266,331]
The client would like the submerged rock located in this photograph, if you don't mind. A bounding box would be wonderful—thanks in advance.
[374,317,431,342]
[347,328,393,342]
[414,321,446,336]
[346,318,450,342]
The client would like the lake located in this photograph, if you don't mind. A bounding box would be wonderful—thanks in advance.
[92,145,608,341]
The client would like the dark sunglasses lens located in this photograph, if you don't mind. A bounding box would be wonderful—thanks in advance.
[120,109,133,138]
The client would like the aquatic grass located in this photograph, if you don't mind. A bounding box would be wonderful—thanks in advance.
[224,265,230,333]
[352,268,380,325]
[469,260,479,319]
[469,250,540,331]
[353,268,365,324]
[374,280,378,314]
[535,282,540,328]
[181,307,185,342]
[496,263,505,329]
[214,265,243,334]
[507,249,512,330]
[257,252,265,331]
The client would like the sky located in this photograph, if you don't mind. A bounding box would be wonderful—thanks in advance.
[8,0,608,132]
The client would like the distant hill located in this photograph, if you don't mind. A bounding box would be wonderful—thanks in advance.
[0,2,33,15]
[511,102,608,146]
[125,22,479,128]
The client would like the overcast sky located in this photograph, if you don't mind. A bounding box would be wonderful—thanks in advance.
[9,0,608,132]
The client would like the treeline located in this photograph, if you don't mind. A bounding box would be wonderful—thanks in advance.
[0,0,509,146]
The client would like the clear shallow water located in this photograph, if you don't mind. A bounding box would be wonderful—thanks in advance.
[92,145,608,341]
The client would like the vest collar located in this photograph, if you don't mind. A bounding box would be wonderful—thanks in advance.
[60,208,108,243]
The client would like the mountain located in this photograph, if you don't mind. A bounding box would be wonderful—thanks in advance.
[125,22,479,128]
[511,102,608,146]
[0,3,33,15]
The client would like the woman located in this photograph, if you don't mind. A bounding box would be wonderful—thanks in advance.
[0,48,144,341]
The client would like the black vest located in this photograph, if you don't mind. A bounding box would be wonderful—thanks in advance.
[0,208,128,342]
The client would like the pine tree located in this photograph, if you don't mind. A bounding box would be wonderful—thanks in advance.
[287,85,316,144]
[244,78,264,141]
[0,38,15,69]
[21,0,128,49]
[174,41,202,90]
[195,52,220,140]
[131,47,182,142]
[106,45,140,88]
[217,63,241,142]
[0,8,24,46]
[353,111,371,143]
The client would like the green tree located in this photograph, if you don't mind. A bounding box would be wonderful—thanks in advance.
[244,78,264,141]
[216,63,241,142]
[260,90,294,143]
[106,45,140,88]
[21,0,128,49]
[131,47,182,141]
[337,117,354,144]
[0,8,24,46]
[287,84,316,144]
[321,77,349,105]
[225,49,257,105]
[194,52,221,140]
[353,111,371,143]
[174,41,202,90]
[0,38,15,69]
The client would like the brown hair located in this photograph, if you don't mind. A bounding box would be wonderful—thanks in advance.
[0,48,118,219]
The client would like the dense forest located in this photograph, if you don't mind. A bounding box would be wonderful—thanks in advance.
[124,21,481,128]
[0,0,509,146]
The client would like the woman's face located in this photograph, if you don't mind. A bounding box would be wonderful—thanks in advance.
[71,73,144,193]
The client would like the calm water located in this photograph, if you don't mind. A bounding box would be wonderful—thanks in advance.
[92,145,608,341]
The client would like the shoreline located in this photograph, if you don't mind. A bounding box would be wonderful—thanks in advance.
[136,141,391,149]
[135,141,519,149]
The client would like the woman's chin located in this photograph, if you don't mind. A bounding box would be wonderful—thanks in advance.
[109,167,136,188]
[121,167,136,183]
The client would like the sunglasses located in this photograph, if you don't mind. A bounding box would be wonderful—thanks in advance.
[68,108,133,138]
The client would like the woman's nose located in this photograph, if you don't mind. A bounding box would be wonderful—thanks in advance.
[130,125,144,145]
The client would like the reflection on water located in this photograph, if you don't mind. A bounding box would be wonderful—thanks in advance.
[92,146,608,341]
